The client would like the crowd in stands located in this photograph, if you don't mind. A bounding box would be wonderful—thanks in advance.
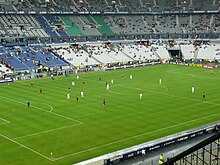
[0,40,220,72]
[0,0,219,12]
[0,45,68,71]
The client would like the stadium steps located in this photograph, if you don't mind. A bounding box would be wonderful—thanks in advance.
[194,46,200,59]
[35,16,60,37]
[91,56,102,64]
[60,16,84,36]
[152,48,162,61]
[120,50,135,61]
[82,47,102,64]
[85,15,115,36]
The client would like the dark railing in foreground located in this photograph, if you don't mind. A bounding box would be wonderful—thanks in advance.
[164,130,220,165]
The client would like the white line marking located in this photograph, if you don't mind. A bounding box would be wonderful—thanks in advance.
[0,133,52,161]
[82,76,219,107]
[13,122,82,140]
[32,102,53,112]
[0,95,83,124]
[0,117,10,125]
[108,84,168,96]
[54,112,220,161]
[2,66,220,161]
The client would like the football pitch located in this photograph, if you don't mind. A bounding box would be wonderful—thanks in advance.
[1,64,220,165]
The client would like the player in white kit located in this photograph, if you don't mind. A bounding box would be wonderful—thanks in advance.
[111,79,114,84]
[139,93,143,100]
[106,84,110,90]
[67,93,70,99]
[192,86,195,93]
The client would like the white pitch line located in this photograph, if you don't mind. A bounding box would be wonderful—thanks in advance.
[0,95,83,124]
[13,122,83,140]
[54,111,220,161]
[31,102,53,112]
[119,85,220,107]
[0,117,10,124]
[82,76,219,107]
[0,133,52,161]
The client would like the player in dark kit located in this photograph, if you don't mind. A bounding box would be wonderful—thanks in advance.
[76,95,79,103]
[27,100,31,108]
[40,88,42,94]
[203,92,206,98]
[68,86,71,91]
[103,99,106,106]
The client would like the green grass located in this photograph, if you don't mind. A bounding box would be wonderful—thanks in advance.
[0,64,220,165]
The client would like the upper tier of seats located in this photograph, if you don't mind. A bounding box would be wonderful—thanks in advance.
[0,14,219,38]
[1,0,219,12]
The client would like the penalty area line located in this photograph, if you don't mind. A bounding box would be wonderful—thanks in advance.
[0,133,53,161]
[0,117,10,125]
[53,111,220,161]
[13,122,83,140]
[31,102,53,112]
[0,95,83,124]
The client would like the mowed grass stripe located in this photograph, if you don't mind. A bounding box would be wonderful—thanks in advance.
[1,64,220,165]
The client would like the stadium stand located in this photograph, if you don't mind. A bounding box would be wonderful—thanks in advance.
[51,44,99,67]
[152,44,171,60]
[0,0,219,12]
[122,44,159,61]
[0,15,49,38]
[0,0,220,164]
[180,44,195,59]
[0,45,68,71]
[60,16,84,37]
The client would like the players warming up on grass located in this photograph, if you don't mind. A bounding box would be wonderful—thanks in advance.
[68,86,71,91]
[77,75,79,80]
[203,92,206,98]
[192,86,195,94]
[103,99,106,106]
[27,100,31,108]
[40,88,43,94]
[76,95,79,103]
[99,77,102,81]
[159,78,162,85]
[139,93,143,100]
[67,93,70,100]
[122,74,124,79]
[111,79,114,84]
[130,74,133,80]
[72,81,75,86]
[81,91,84,97]
[106,84,110,90]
